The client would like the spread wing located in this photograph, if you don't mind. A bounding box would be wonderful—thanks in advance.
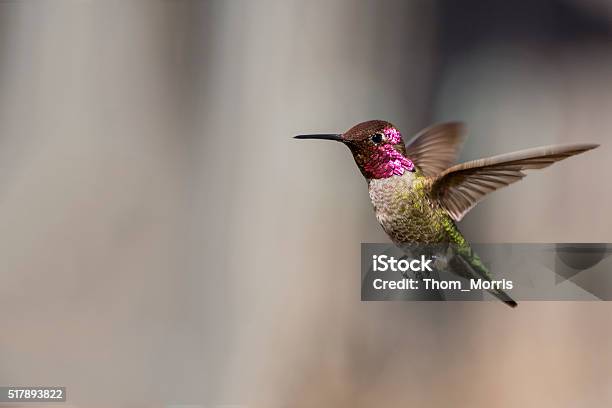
[405,122,466,177]
[430,143,599,221]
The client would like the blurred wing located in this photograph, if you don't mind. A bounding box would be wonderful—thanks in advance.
[430,143,599,221]
[405,122,466,177]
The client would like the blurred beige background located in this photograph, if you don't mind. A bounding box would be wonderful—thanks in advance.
[0,0,611,407]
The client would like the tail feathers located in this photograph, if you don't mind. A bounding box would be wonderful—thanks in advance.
[452,249,518,308]
[488,287,518,308]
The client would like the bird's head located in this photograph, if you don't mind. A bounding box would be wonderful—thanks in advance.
[295,120,415,180]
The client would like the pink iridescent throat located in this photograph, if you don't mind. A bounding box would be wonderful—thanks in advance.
[363,127,415,179]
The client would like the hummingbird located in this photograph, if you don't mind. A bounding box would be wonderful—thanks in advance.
[295,120,599,307]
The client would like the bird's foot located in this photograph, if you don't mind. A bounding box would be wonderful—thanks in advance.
[432,255,449,271]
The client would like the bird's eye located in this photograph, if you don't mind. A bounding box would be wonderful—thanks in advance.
[370,133,383,144]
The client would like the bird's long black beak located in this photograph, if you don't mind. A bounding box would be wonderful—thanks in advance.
[294,134,343,142]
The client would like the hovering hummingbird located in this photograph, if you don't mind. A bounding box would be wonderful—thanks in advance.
[295,120,599,307]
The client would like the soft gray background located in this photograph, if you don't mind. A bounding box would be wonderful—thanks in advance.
[0,1,611,407]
